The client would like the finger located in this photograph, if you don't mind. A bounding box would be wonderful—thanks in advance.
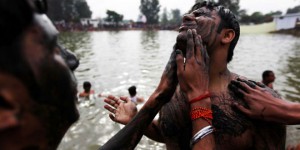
[186,29,195,59]
[230,80,249,93]
[193,30,202,59]
[104,98,115,106]
[203,44,210,66]
[176,49,184,73]
[233,102,252,116]
[228,83,244,99]
[120,96,130,103]
[107,95,116,100]
[256,82,266,88]
[104,105,116,113]
[237,78,256,89]
[108,113,116,122]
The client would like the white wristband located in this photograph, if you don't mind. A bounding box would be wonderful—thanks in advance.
[190,125,214,147]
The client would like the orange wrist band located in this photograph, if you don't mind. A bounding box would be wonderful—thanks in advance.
[190,107,213,124]
[189,91,211,104]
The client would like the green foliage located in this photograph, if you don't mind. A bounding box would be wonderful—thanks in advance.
[47,0,92,22]
[287,5,300,14]
[160,8,169,26]
[140,0,161,24]
[239,10,282,24]
[170,9,181,26]
[47,0,64,21]
[250,12,264,24]
[160,8,181,27]
[105,10,124,26]
[75,1,92,19]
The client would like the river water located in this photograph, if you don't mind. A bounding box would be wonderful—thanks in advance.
[57,31,300,150]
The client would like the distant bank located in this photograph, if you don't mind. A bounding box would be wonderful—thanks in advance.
[240,22,300,37]
[240,22,276,34]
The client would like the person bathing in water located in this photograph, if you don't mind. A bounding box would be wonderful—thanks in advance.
[128,85,144,105]
[79,81,95,99]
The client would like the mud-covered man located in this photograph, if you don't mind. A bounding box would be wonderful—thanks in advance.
[102,1,285,149]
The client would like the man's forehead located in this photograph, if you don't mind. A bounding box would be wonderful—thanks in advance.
[34,14,59,37]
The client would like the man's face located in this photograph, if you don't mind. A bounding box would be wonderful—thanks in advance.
[176,6,222,54]
[0,14,79,149]
[267,72,275,83]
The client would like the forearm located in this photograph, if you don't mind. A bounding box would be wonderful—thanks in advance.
[144,120,164,143]
[100,87,175,149]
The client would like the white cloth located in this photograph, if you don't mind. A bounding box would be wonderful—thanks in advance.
[130,96,137,104]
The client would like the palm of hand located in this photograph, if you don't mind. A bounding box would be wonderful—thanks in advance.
[114,101,137,124]
[104,95,138,125]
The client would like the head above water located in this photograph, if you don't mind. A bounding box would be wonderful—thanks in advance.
[128,86,137,97]
[262,70,275,84]
[0,0,79,149]
[177,1,239,63]
[83,81,92,92]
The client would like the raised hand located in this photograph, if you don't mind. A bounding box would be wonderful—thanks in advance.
[104,95,137,125]
[176,29,210,100]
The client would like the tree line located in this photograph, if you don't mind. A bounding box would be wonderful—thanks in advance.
[47,0,92,22]
[47,0,300,26]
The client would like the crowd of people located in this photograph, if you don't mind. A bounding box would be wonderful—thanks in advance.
[1,0,300,150]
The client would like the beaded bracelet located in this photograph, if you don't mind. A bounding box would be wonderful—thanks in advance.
[190,107,213,124]
[189,91,211,104]
[190,125,214,147]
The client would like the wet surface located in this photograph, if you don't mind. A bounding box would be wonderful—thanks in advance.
[57,31,300,149]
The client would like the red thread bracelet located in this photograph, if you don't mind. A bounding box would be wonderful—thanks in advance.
[189,91,211,104]
[190,107,213,124]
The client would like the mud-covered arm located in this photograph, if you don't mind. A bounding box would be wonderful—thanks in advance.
[176,29,215,150]
[229,79,300,125]
[100,49,178,150]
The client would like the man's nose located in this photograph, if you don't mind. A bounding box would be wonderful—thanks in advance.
[182,14,195,22]
[57,44,80,71]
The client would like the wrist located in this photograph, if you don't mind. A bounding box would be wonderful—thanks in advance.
[190,98,211,109]
[187,89,209,101]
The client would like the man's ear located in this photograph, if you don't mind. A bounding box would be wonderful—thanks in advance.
[221,29,235,44]
[0,73,31,131]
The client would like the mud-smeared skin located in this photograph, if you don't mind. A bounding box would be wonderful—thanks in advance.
[176,7,219,54]
[159,74,286,150]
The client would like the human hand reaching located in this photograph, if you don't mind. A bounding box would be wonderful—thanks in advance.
[229,79,293,124]
[104,95,137,125]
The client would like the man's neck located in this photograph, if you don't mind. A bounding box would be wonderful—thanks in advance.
[208,51,231,92]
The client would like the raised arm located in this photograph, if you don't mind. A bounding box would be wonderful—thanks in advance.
[100,48,178,149]
[229,79,300,125]
[176,29,215,150]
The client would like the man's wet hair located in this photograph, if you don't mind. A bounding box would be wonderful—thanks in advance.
[190,1,240,62]
[262,70,273,80]
[128,86,137,97]
[83,81,92,92]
